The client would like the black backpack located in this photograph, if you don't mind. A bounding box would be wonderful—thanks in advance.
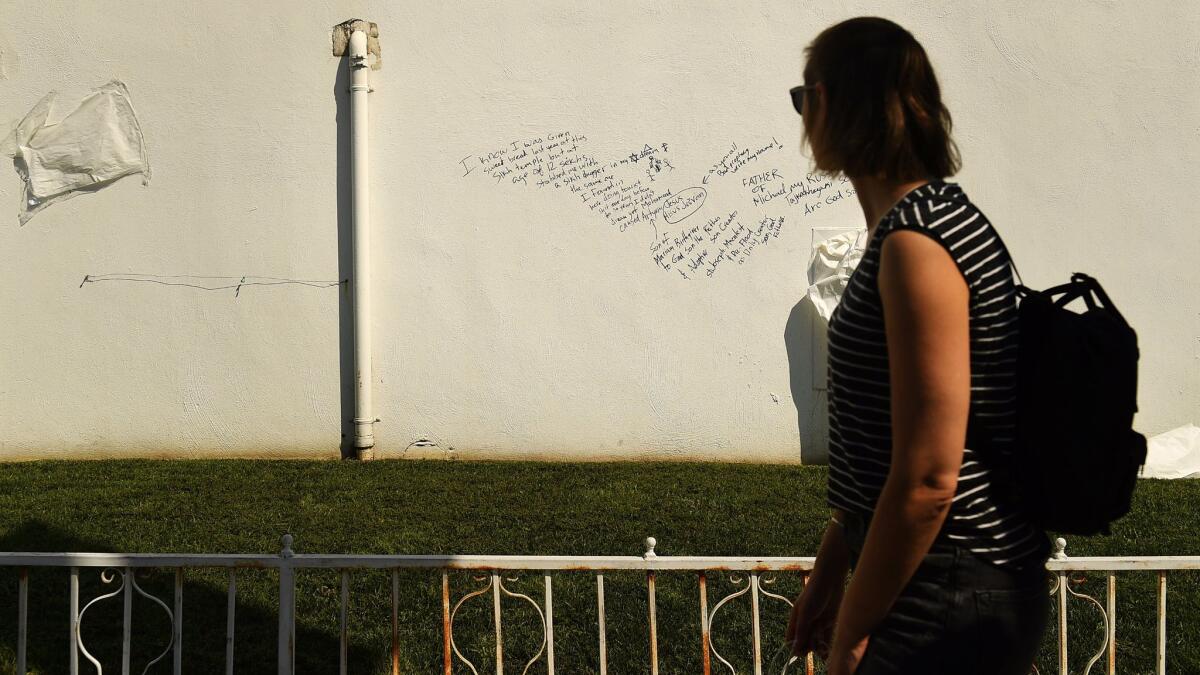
[1005,270,1147,535]
[935,192,1147,536]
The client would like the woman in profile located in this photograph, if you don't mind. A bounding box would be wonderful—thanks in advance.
[783,17,1051,675]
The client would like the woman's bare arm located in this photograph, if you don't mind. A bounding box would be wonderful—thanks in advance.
[829,228,971,651]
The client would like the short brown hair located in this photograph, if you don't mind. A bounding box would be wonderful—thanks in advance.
[802,17,961,181]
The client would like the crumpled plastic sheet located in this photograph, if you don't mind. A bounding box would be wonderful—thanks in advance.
[804,229,869,322]
[0,79,150,225]
[1141,424,1200,479]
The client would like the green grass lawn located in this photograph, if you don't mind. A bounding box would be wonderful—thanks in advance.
[0,460,1195,674]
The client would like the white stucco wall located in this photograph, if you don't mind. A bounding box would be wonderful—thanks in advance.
[1,1,1197,462]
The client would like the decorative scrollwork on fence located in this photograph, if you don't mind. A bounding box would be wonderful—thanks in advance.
[707,572,751,675]
[757,575,802,674]
[76,567,175,675]
[448,574,493,675]
[447,572,549,675]
[130,570,175,672]
[1062,572,1110,675]
[708,572,806,675]
[497,574,549,675]
[77,567,125,674]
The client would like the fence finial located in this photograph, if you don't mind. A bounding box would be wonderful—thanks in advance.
[643,536,657,559]
[281,534,295,558]
[1052,537,1068,560]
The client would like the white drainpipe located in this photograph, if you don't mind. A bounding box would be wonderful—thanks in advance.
[349,28,375,456]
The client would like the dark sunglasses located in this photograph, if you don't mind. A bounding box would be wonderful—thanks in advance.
[789,85,818,116]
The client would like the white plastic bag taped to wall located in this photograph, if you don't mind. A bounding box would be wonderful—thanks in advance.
[804,229,869,322]
[0,80,150,225]
[1141,424,1200,479]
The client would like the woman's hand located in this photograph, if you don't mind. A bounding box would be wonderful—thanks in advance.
[785,570,844,658]
[784,512,851,659]
[826,634,870,675]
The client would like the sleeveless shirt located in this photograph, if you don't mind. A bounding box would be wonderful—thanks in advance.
[825,179,1050,569]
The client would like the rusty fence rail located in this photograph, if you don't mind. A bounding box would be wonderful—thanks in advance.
[1,535,1197,675]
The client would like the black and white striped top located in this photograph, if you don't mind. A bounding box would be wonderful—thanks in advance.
[825,179,1050,569]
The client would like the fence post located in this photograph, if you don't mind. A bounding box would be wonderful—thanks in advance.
[1157,571,1167,675]
[278,534,296,675]
[70,566,80,675]
[644,536,658,675]
[1053,538,1069,675]
[18,568,27,675]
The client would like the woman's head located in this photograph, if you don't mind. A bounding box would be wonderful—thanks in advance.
[800,17,960,182]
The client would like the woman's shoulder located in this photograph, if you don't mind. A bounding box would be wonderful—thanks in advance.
[882,182,1015,292]
[884,182,994,250]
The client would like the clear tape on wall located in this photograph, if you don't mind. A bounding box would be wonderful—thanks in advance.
[1,79,150,225]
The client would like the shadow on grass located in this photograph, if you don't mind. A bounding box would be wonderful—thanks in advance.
[0,521,374,673]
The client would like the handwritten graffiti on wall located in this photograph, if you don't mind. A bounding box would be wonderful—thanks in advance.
[461,132,857,279]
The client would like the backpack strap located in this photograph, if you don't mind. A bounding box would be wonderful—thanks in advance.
[1039,273,1130,324]
[1074,273,1130,325]
[1049,278,1098,311]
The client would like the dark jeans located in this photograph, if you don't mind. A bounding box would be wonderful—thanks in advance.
[842,512,1050,675]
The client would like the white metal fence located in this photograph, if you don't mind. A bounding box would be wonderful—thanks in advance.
[2,535,1196,674]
